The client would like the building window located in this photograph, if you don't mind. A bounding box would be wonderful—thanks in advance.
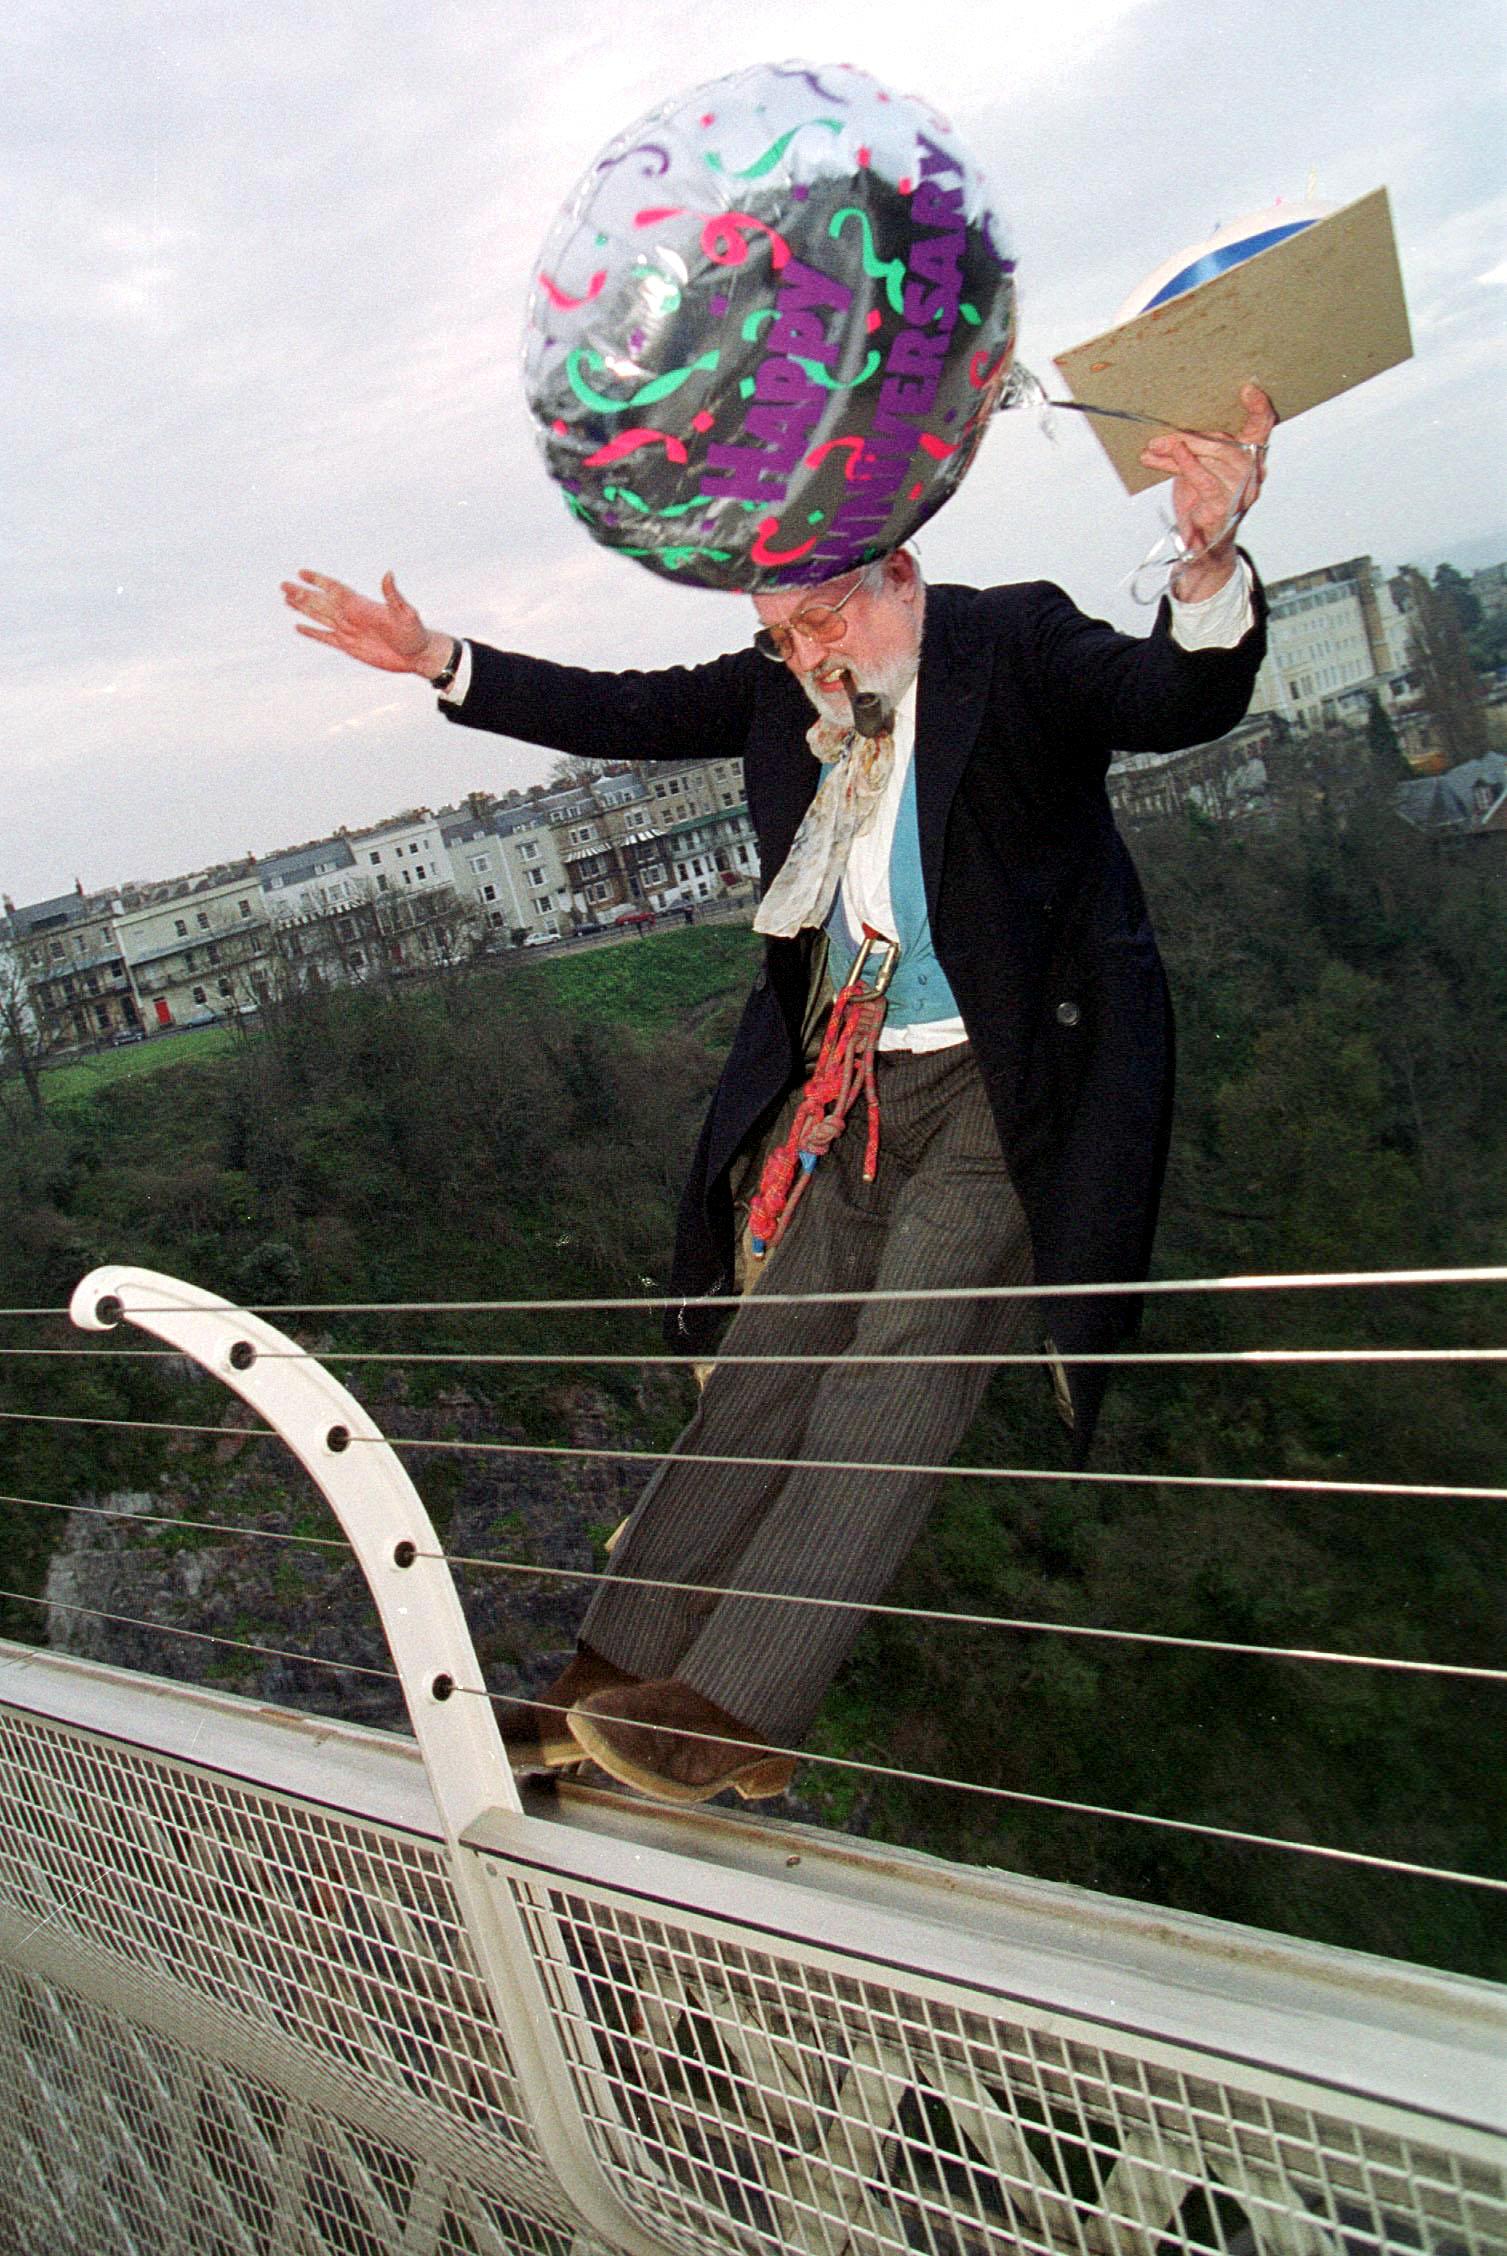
[413,864,426,880]
[487,909,505,927]
[217,979,233,998]
[174,919,188,938]
[369,851,381,864]
[192,985,207,1005]
[469,853,491,872]
[519,841,539,860]
[527,869,546,888]
[239,899,253,918]
[377,875,389,892]
[482,883,497,902]
[196,911,210,929]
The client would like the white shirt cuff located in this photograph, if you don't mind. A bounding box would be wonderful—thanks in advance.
[437,641,473,705]
[1168,558,1254,651]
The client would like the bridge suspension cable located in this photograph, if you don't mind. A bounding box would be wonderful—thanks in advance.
[4,1340,1507,1367]
[3,1405,1505,1507]
[0,1584,398,1685]
[0,1258,1505,1322]
[5,1484,1501,1684]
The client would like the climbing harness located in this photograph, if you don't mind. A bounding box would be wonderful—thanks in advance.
[748,928,900,1259]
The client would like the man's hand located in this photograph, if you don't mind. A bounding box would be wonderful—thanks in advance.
[1138,383,1275,602]
[280,569,455,678]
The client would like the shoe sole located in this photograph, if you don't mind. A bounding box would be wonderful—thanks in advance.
[504,1727,587,1775]
[567,1711,796,1804]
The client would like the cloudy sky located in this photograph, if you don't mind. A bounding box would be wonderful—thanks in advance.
[5,0,1503,906]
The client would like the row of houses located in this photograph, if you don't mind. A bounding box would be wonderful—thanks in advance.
[1108,554,1504,827]
[3,754,758,1057]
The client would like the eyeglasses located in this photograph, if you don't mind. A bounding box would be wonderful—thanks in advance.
[752,569,873,663]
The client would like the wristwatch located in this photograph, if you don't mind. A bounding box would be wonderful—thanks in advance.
[430,639,464,694]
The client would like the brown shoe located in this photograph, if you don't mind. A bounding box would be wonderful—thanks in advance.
[499,1646,639,1773]
[567,1678,797,1805]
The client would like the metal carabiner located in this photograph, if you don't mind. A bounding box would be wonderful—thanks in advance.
[849,927,901,997]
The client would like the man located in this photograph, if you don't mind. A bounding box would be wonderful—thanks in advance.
[282,385,1274,1805]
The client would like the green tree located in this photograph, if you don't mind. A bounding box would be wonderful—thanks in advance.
[0,947,50,1118]
[1432,561,1482,634]
[1399,567,1488,765]
[1364,692,1407,780]
[1466,608,1507,676]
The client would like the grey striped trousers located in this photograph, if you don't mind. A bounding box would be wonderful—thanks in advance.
[581,1041,1034,1744]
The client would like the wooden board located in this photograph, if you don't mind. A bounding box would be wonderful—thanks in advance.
[1051,188,1413,494]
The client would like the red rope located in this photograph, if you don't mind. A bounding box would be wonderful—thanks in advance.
[748,941,895,1257]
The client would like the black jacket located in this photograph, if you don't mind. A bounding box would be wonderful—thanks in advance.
[446,575,1266,1454]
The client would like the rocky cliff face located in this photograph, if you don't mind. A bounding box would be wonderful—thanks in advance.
[42,1369,668,1736]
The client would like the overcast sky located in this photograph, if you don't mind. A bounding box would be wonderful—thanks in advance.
[5,0,1504,905]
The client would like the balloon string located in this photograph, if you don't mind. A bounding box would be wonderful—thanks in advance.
[997,363,1264,605]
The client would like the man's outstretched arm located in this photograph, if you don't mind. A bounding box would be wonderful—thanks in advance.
[280,565,764,765]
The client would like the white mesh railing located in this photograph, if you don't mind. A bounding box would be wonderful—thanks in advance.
[2,1651,1502,2256]
[0,1963,585,2256]
[509,1871,1503,2256]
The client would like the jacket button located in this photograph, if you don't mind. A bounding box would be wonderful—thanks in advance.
[1055,1000,1081,1027]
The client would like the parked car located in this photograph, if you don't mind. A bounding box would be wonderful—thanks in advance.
[613,907,658,931]
[110,1027,146,1046]
[522,930,560,948]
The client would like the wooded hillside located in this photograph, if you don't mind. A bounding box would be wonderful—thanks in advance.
[1,808,1503,1980]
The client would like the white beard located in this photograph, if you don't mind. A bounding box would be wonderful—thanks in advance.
[799,646,919,726]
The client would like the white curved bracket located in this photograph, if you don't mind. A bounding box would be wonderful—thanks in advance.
[71,1261,519,1836]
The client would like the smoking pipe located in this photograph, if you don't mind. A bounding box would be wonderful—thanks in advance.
[837,667,892,738]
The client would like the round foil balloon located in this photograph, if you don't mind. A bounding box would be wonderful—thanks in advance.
[523,62,1015,590]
